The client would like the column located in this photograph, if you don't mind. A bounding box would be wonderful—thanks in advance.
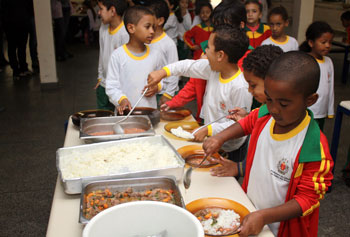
[292,0,315,43]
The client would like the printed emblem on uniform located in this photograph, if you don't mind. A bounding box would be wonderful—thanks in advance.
[277,158,289,175]
[220,102,226,111]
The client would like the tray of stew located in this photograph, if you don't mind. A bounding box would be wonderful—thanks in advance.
[79,176,185,224]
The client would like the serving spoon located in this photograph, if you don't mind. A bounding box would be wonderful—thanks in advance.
[183,153,209,189]
[113,88,148,134]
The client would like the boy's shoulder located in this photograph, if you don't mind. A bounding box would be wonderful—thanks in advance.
[151,32,176,48]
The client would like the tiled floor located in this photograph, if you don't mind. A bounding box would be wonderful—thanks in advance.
[0,41,349,236]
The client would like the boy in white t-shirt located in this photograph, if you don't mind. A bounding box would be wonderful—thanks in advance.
[95,0,129,111]
[261,6,298,52]
[146,25,252,161]
[164,0,179,43]
[106,6,163,114]
[203,51,333,236]
[148,0,179,105]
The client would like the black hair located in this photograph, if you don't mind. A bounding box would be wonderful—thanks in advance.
[341,11,350,21]
[299,21,334,52]
[268,6,288,22]
[243,45,283,79]
[213,25,249,64]
[266,51,320,97]
[245,0,262,12]
[195,0,211,15]
[167,0,179,10]
[148,0,170,25]
[123,5,155,33]
[211,0,246,29]
[198,2,213,16]
[98,0,128,16]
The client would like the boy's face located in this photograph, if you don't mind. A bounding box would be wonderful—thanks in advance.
[179,0,188,10]
[205,33,220,71]
[243,70,266,104]
[98,2,114,25]
[246,3,261,26]
[308,32,334,57]
[342,19,350,28]
[200,6,212,23]
[264,77,310,131]
[133,14,156,44]
[269,14,288,39]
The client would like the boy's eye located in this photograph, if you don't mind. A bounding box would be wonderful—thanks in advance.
[280,102,288,107]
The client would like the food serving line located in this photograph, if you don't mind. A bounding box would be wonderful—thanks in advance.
[46,115,273,236]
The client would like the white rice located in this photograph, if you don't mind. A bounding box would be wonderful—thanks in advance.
[170,126,194,139]
[59,142,180,179]
[202,209,240,235]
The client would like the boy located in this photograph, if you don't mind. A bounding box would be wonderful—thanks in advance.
[341,11,350,44]
[164,0,179,43]
[261,6,298,52]
[95,0,129,111]
[244,0,271,49]
[106,6,163,114]
[148,0,179,105]
[147,26,252,162]
[203,51,333,237]
[210,45,284,177]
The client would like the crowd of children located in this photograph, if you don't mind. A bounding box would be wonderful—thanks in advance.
[93,0,340,236]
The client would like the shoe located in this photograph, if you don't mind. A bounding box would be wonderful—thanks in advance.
[56,55,66,62]
[19,70,32,77]
[0,58,9,67]
[13,72,20,80]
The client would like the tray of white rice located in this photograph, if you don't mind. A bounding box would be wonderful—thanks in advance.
[56,135,185,194]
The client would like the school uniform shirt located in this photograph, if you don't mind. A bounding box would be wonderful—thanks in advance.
[149,32,179,97]
[261,35,299,52]
[184,22,213,60]
[97,22,129,88]
[239,105,333,237]
[163,59,252,152]
[106,44,163,109]
[178,10,192,41]
[191,15,201,28]
[164,12,179,44]
[245,23,271,49]
[308,56,334,119]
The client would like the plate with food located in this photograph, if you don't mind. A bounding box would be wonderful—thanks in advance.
[186,198,250,237]
[177,145,221,168]
[71,109,114,126]
[160,108,192,121]
[164,121,200,141]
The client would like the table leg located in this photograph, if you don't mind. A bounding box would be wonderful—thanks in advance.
[342,46,349,84]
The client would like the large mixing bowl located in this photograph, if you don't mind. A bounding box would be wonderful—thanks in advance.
[83,201,204,237]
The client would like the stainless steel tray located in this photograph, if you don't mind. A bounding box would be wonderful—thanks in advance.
[79,176,185,224]
[56,135,185,194]
[80,115,155,143]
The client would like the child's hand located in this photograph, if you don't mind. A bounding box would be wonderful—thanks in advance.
[192,126,208,142]
[200,54,208,59]
[160,103,171,111]
[146,69,167,88]
[144,84,158,97]
[159,95,171,105]
[203,135,224,158]
[193,45,201,51]
[118,98,131,115]
[238,211,265,237]
[209,156,238,177]
[227,107,249,121]
[93,81,101,90]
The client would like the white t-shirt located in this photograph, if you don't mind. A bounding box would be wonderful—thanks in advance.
[97,22,129,87]
[106,44,163,109]
[247,114,310,235]
[149,32,179,96]
[164,13,179,44]
[164,59,252,151]
[178,10,192,40]
[191,15,201,28]
[261,36,299,52]
[308,56,334,119]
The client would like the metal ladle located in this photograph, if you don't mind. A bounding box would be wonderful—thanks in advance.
[183,153,209,189]
[113,88,149,134]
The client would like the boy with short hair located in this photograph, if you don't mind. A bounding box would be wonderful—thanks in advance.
[261,6,298,52]
[203,51,333,236]
[147,25,252,162]
[148,0,179,105]
[95,0,129,111]
[106,6,163,114]
[341,10,350,44]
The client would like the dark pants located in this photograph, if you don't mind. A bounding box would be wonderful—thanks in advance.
[29,17,39,68]
[53,18,65,58]
[0,24,7,64]
[4,24,29,74]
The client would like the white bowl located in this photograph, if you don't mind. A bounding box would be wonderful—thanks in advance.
[83,201,204,237]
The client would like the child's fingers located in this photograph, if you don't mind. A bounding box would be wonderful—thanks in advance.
[160,104,170,111]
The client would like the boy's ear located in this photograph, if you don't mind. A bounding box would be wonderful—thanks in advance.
[308,39,314,49]
[285,19,289,27]
[217,50,225,62]
[240,21,245,29]
[306,93,318,107]
[157,17,165,27]
[126,23,136,34]
[110,6,116,16]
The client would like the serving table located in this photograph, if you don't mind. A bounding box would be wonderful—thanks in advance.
[46,116,273,236]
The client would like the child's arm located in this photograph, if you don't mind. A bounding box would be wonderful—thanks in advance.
[183,26,200,51]
[95,29,104,89]
[327,60,335,118]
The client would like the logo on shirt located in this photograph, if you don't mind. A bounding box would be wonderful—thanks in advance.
[277,158,289,175]
[220,101,226,111]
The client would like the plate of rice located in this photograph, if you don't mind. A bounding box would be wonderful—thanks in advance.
[186,198,250,236]
[164,121,200,141]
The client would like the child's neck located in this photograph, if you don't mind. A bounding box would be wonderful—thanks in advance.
[272,34,287,42]
[203,20,211,27]
[153,27,164,40]
[219,63,239,80]
[247,21,260,28]
[309,51,323,61]
[126,38,147,53]
[273,110,307,134]
[109,15,123,31]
